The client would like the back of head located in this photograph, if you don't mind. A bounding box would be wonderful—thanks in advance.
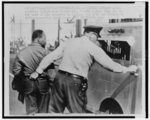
[32,29,46,48]
[32,29,43,42]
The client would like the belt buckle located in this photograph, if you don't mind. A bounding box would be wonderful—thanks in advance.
[72,74,79,79]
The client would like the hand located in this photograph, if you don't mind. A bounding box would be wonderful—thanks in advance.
[30,72,39,79]
[127,65,138,73]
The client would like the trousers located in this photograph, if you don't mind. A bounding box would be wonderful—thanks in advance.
[24,80,50,115]
[49,71,88,113]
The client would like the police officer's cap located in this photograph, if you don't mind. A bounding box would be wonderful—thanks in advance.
[84,25,103,37]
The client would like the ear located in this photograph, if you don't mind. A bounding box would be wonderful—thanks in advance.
[89,36,92,40]
[33,38,38,43]
[37,38,41,43]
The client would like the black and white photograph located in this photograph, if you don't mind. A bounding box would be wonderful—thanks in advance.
[2,1,148,118]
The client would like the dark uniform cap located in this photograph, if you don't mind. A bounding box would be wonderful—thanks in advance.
[83,25,103,37]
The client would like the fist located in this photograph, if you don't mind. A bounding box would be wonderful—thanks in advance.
[30,72,38,79]
[128,65,138,73]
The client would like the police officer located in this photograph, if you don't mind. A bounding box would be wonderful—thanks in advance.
[12,30,54,114]
[30,26,137,113]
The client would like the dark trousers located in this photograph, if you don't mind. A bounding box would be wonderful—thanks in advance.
[49,71,88,113]
[24,81,50,115]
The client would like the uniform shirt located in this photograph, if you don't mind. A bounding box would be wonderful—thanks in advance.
[36,36,127,79]
[13,43,47,76]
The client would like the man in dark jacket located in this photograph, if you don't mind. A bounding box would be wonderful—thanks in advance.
[12,29,54,115]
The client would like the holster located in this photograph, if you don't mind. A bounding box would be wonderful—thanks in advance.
[79,79,88,104]
[80,79,88,92]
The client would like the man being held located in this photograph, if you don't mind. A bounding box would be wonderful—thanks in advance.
[30,26,138,113]
[12,30,54,114]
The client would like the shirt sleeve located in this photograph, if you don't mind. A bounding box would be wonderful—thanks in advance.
[36,43,65,74]
[12,55,22,76]
[88,42,128,73]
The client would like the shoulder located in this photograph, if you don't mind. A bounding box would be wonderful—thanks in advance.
[32,45,47,56]
[37,45,46,52]
[17,46,29,56]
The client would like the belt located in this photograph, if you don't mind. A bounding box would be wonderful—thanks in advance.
[58,70,87,80]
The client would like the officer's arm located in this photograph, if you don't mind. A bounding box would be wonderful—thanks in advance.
[12,56,22,76]
[36,44,64,74]
[89,43,135,73]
